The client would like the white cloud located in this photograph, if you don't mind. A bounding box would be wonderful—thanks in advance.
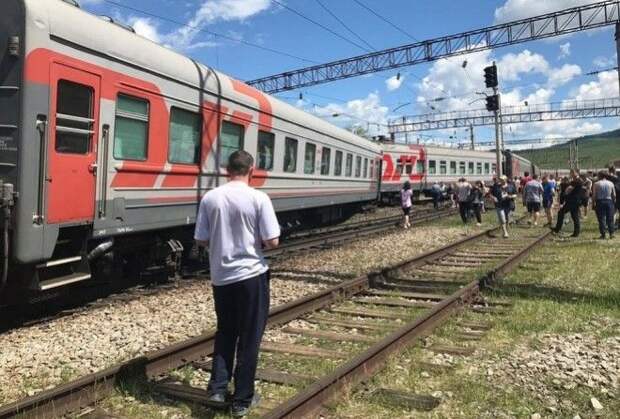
[169,0,273,50]
[498,50,549,82]
[558,42,571,59]
[385,75,404,91]
[494,0,603,23]
[547,63,582,87]
[128,17,162,43]
[593,55,616,69]
[572,70,619,101]
[312,92,389,136]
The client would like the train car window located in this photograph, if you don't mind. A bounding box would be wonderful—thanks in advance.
[476,162,483,174]
[450,161,457,174]
[459,162,466,175]
[492,163,497,174]
[440,161,447,175]
[334,150,343,175]
[304,143,316,174]
[484,162,490,174]
[168,108,201,164]
[468,162,474,174]
[370,159,374,178]
[321,147,331,175]
[55,80,94,154]
[257,131,275,171]
[219,121,244,167]
[113,94,149,160]
[355,156,362,177]
[345,153,353,177]
[416,159,425,174]
[405,164,413,175]
[428,160,436,175]
[363,158,369,178]
[283,137,298,173]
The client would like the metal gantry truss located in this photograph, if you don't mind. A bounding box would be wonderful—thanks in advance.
[388,97,620,133]
[247,1,620,93]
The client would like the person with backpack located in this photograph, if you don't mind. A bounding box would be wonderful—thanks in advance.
[400,181,413,229]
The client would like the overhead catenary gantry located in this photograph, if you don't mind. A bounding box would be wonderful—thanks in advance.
[247,1,620,94]
[388,97,620,134]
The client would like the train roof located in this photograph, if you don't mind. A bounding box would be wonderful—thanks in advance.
[26,0,382,154]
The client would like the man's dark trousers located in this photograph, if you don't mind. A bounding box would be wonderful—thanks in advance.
[207,270,270,407]
[458,201,471,223]
[595,199,615,236]
[555,204,580,236]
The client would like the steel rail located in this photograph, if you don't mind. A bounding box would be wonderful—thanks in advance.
[0,220,545,419]
[262,226,552,418]
[268,207,456,257]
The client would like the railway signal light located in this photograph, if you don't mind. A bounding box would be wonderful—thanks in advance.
[486,94,499,112]
[484,64,498,88]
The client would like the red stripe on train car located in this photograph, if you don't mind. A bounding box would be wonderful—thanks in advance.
[231,79,273,131]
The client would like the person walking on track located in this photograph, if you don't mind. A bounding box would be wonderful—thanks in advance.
[542,174,556,226]
[523,174,544,226]
[401,181,413,229]
[471,181,485,227]
[195,150,280,417]
[489,175,513,238]
[456,178,473,224]
[608,166,620,228]
[593,171,616,239]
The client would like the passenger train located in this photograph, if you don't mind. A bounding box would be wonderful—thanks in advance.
[0,0,536,302]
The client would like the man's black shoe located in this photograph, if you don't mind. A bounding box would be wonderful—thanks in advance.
[231,394,261,417]
[571,233,579,238]
[599,235,606,240]
[205,392,229,408]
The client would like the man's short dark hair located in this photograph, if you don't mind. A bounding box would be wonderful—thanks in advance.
[598,171,608,180]
[532,173,539,180]
[524,171,529,177]
[227,150,254,176]
[610,165,617,175]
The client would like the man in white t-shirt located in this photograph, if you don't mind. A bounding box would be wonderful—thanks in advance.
[195,150,280,417]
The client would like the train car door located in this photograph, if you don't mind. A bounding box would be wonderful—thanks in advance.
[47,64,101,224]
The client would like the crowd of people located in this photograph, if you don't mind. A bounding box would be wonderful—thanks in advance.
[400,167,620,240]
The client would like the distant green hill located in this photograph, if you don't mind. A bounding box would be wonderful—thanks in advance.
[514,129,620,169]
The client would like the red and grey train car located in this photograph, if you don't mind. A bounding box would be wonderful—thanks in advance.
[380,142,499,200]
[503,149,539,180]
[0,0,382,300]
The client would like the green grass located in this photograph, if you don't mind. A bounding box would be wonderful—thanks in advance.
[332,215,620,418]
[515,129,620,169]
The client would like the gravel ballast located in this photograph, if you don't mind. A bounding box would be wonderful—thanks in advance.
[0,220,464,405]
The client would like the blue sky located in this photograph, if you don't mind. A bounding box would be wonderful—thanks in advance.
[81,0,620,148]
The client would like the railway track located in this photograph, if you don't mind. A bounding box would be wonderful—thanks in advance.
[269,206,455,256]
[0,206,454,332]
[0,221,551,418]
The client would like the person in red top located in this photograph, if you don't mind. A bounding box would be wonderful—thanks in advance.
[520,171,532,194]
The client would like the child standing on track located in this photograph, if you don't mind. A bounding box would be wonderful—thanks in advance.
[401,181,413,229]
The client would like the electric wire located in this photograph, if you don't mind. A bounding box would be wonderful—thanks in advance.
[100,0,320,64]
[270,0,371,52]
[314,0,375,51]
